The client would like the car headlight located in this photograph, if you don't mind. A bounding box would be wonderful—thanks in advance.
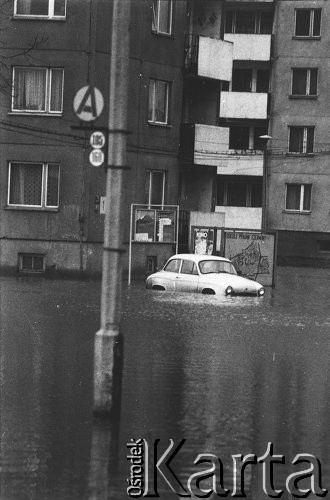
[225,286,233,296]
[258,288,265,296]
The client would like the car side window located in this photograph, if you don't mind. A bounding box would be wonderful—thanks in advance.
[164,258,181,273]
[181,260,199,275]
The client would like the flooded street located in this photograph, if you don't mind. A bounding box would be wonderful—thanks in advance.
[1,267,330,499]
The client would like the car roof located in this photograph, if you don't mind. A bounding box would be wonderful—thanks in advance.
[167,254,231,264]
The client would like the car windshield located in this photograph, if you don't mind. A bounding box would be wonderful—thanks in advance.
[199,260,237,275]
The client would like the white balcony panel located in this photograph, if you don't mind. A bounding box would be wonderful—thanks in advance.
[214,207,262,229]
[224,34,271,61]
[198,37,233,81]
[217,154,263,176]
[220,92,268,119]
[194,124,229,166]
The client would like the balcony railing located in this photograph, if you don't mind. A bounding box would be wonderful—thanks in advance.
[224,34,272,61]
[220,92,268,120]
[184,35,233,81]
[214,206,262,229]
[180,124,264,175]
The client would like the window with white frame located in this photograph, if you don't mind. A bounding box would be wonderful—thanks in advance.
[14,0,66,19]
[292,68,318,96]
[148,79,170,125]
[295,9,321,37]
[285,184,311,212]
[12,67,64,114]
[288,126,314,154]
[152,0,173,35]
[145,170,166,205]
[8,162,60,209]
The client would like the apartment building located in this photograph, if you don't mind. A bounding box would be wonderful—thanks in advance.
[0,0,329,276]
[267,0,330,266]
[0,0,185,276]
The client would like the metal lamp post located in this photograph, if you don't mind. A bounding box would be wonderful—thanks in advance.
[259,134,272,232]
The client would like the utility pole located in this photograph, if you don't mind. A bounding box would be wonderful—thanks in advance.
[93,0,131,416]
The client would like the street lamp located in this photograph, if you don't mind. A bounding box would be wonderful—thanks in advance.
[259,134,272,232]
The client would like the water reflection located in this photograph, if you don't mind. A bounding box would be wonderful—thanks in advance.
[1,268,330,499]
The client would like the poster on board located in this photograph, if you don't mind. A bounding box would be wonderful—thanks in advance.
[224,231,276,286]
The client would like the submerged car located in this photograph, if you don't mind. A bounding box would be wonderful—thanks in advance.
[146,254,265,297]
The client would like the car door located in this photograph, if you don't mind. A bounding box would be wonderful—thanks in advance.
[161,258,182,290]
[176,259,200,293]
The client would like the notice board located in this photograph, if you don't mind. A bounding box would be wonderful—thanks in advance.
[224,231,276,286]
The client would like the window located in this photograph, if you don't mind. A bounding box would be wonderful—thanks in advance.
[8,162,60,209]
[148,79,170,125]
[229,126,268,150]
[285,184,311,212]
[152,0,172,34]
[288,126,314,154]
[145,170,166,205]
[164,259,181,273]
[295,9,321,37]
[14,0,66,19]
[318,240,330,252]
[19,253,45,273]
[181,260,198,275]
[291,69,317,96]
[225,10,273,34]
[12,67,64,114]
[217,177,262,207]
[231,68,269,93]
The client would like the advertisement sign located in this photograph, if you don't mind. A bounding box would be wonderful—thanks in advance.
[192,227,215,255]
[224,231,276,286]
[134,208,177,243]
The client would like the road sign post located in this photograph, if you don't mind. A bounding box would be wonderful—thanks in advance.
[93,0,131,416]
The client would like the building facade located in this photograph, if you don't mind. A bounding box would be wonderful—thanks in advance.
[0,0,329,277]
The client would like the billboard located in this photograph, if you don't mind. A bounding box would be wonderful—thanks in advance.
[224,231,276,286]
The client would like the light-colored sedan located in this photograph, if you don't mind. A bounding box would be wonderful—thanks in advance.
[146,254,265,296]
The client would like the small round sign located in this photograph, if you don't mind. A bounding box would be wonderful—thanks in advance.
[73,86,104,122]
[89,149,105,167]
[90,131,106,149]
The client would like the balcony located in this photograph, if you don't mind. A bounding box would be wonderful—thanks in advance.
[180,124,264,175]
[220,92,268,119]
[217,153,263,176]
[224,34,271,61]
[180,124,229,165]
[214,206,262,229]
[184,35,233,81]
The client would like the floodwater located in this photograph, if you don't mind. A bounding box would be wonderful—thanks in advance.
[1,267,330,500]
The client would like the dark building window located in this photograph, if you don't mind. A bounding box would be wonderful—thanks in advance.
[217,176,262,207]
[292,68,317,96]
[145,170,166,205]
[225,10,273,34]
[295,9,321,37]
[231,68,269,93]
[288,126,314,153]
[318,240,330,252]
[148,79,170,125]
[152,0,173,35]
[229,127,250,150]
[229,126,268,150]
[12,67,64,114]
[285,184,311,212]
[15,0,66,18]
[19,253,45,273]
[8,162,60,209]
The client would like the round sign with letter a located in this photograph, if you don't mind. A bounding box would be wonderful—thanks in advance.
[73,86,104,122]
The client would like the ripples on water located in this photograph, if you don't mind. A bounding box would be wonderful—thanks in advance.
[1,267,330,499]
